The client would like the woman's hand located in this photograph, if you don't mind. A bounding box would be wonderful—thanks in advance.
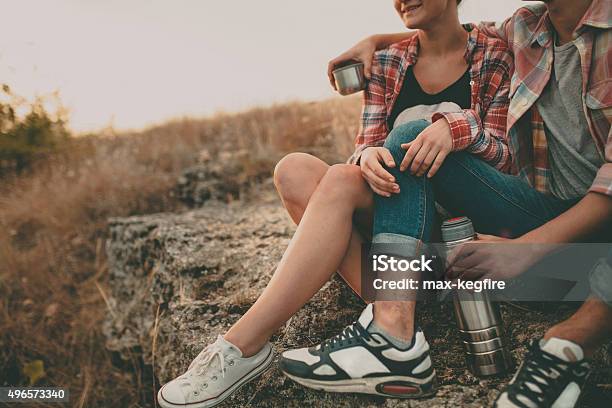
[400,119,453,178]
[327,36,377,89]
[360,147,400,197]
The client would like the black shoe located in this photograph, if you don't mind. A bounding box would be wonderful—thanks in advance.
[280,304,437,399]
[494,338,591,408]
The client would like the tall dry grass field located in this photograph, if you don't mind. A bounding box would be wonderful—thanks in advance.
[0,97,360,407]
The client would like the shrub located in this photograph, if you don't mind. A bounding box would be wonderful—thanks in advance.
[0,85,70,175]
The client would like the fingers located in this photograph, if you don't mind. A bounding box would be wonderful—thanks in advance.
[328,41,375,88]
[328,53,352,90]
[427,150,448,178]
[415,148,440,177]
[459,264,488,281]
[379,148,395,168]
[365,172,396,194]
[400,140,422,171]
[363,163,398,194]
[369,150,396,182]
[363,170,395,196]
[368,182,392,197]
[400,139,435,175]
[363,55,373,79]
[454,250,486,271]
[447,248,488,280]
[409,143,430,174]
[327,58,340,90]
[445,246,461,271]
[368,159,396,184]
[446,243,475,271]
[360,149,399,196]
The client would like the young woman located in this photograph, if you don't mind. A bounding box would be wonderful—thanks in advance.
[158,1,513,407]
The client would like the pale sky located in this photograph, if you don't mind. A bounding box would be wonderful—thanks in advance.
[0,0,528,133]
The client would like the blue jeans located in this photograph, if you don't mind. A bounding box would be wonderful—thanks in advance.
[371,120,611,305]
[372,120,578,244]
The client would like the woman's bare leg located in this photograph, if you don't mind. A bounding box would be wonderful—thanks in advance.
[272,153,370,293]
[224,160,373,356]
[272,153,415,341]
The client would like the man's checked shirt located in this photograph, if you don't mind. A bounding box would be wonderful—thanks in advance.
[480,1,611,197]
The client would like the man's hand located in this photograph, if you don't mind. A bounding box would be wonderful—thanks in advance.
[327,37,377,89]
[445,234,544,281]
[360,147,400,197]
[400,119,453,178]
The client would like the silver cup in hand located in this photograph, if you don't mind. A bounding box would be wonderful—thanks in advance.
[332,61,366,96]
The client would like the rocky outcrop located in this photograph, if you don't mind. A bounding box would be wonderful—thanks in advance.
[104,188,293,369]
[104,182,611,407]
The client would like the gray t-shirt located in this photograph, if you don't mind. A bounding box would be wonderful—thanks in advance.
[536,36,604,200]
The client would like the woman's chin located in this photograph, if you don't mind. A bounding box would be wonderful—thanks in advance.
[402,17,425,30]
[403,22,423,30]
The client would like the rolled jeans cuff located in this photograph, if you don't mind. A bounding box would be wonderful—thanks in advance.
[371,233,425,257]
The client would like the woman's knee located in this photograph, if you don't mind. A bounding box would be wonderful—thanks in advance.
[383,120,430,160]
[318,164,366,200]
[274,153,324,192]
[274,153,325,202]
[274,152,307,189]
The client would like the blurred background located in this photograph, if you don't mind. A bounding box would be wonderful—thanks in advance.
[1,0,525,132]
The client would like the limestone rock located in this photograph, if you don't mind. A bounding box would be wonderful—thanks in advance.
[104,188,611,407]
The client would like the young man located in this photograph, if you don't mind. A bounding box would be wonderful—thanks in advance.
[281,1,611,407]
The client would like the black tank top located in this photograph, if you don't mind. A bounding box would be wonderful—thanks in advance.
[388,66,471,130]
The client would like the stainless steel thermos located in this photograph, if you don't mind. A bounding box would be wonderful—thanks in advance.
[441,217,513,376]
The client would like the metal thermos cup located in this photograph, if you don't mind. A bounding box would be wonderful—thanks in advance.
[332,62,367,95]
[441,217,513,376]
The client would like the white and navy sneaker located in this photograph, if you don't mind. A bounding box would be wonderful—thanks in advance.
[494,338,591,408]
[158,335,275,408]
[280,304,437,398]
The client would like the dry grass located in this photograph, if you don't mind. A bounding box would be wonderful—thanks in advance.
[0,97,360,407]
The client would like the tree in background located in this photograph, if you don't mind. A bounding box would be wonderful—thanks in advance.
[0,84,70,175]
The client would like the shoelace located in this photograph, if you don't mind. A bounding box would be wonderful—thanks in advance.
[508,342,576,407]
[320,323,371,352]
[191,345,227,378]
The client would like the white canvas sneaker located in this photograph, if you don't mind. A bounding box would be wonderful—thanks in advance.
[158,335,274,408]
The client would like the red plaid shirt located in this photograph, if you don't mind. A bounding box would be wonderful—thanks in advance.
[480,1,612,197]
[349,26,514,171]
